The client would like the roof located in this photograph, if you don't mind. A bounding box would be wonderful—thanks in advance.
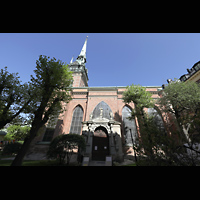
[179,60,200,82]
[72,86,162,90]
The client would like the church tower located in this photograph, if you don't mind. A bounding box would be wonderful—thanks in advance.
[69,36,89,87]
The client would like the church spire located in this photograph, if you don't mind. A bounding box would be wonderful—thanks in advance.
[70,56,74,64]
[76,36,88,65]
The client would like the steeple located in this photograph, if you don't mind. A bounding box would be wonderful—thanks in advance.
[70,56,74,64]
[69,36,89,87]
[76,36,88,65]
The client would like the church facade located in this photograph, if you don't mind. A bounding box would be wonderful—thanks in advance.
[26,37,162,163]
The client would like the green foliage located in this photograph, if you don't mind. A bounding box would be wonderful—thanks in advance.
[11,55,73,166]
[159,80,200,116]
[27,55,73,125]
[122,84,155,143]
[135,115,177,166]
[27,55,73,133]
[123,84,154,108]
[122,83,197,165]
[47,134,86,165]
[2,142,22,156]
[0,67,31,129]
[0,56,73,131]
[159,80,200,138]
[4,125,30,141]
[132,80,200,165]
[122,84,154,119]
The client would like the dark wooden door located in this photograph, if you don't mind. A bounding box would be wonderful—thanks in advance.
[92,128,109,161]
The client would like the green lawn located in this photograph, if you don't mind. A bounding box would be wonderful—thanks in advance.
[124,163,137,166]
[0,159,82,166]
[0,159,60,166]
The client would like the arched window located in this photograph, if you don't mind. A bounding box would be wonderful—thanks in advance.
[122,106,138,147]
[92,101,112,120]
[147,108,165,132]
[70,105,84,135]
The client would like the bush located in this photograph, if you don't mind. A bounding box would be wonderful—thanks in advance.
[2,142,23,156]
[4,125,30,141]
[47,134,86,165]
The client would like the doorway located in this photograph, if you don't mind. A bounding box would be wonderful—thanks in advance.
[92,126,109,161]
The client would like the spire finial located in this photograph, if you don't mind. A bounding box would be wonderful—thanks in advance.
[70,56,74,64]
[76,36,88,64]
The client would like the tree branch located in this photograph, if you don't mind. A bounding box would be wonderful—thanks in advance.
[41,97,60,125]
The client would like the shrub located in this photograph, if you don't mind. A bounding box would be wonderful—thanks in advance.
[46,134,86,165]
[2,142,23,156]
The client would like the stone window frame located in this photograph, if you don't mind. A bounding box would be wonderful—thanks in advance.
[69,105,84,135]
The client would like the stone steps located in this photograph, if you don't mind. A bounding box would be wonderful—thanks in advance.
[88,161,107,166]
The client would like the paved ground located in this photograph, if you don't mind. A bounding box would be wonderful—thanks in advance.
[88,158,136,166]
[1,157,15,160]
[89,161,107,166]
[116,159,135,166]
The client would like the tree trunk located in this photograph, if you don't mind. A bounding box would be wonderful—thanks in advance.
[11,123,41,166]
[182,124,191,143]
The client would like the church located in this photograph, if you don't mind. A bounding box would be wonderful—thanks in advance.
[26,37,162,164]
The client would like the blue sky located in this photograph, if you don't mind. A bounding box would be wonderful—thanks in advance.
[1,33,200,87]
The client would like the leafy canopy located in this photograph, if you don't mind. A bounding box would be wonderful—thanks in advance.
[122,84,154,119]
[159,80,200,115]
[4,125,30,141]
[27,55,73,125]
[0,67,31,129]
[11,55,73,166]
[123,84,154,108]
[47,134,86,165]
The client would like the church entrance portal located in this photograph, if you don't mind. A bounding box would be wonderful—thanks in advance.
[92,127,109,161]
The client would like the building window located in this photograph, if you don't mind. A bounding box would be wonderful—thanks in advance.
[194,63,200,71]
[43,128,55,142]
[147,108,165,132]
[122,106,138,147]
[92,101,112,120]
[70,105,84,135]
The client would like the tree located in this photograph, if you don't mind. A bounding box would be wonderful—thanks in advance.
[123,84,154,112]
[159,80,200,143]
[123,84,154,124]
[2,142,23,156]
[157,80,200,165]
[122,84,155,161]
[11,55,73,166]
[134,115,172,166]
[4,125,31,141]
[47,134,86,165]
[0,67,31,129]
[122,85,154,135]
[122,82,200,165]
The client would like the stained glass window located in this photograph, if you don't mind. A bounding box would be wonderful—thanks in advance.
[122,106,138,147]
[148,108,165,132]
[92,101,112,119]
[70,105,84,135]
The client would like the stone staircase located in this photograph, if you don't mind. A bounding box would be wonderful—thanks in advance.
[88,161,108,166]
[82,156,112,166]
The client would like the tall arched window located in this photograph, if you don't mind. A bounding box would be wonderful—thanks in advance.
[92,101,112,120]
[70,105,84,135]
[148,108,165,132]
[122,106,138,147]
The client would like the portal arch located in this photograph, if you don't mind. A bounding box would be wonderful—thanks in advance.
[92,126,109,161]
